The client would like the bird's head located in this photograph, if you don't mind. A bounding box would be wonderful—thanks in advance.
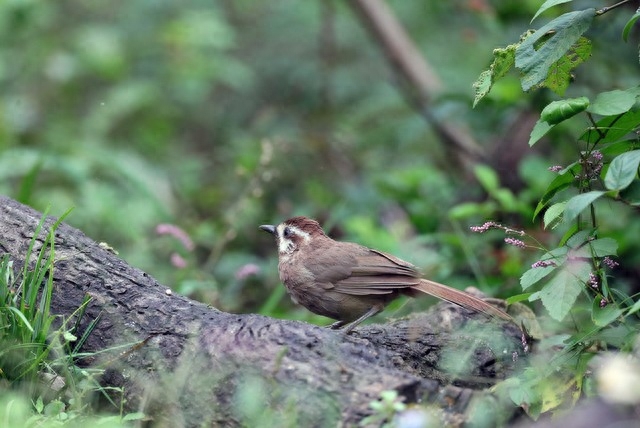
[260,216,326,256]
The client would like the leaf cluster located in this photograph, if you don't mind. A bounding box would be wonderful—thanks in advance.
[475,0,640,420]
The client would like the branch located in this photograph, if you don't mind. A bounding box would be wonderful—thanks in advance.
[348,0,486,167]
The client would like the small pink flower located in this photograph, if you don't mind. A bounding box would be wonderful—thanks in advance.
[548,165,563,173]
[603,257,619,269]
[600,298,608,308]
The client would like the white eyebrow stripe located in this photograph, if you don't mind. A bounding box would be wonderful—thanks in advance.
[276,224,311,254]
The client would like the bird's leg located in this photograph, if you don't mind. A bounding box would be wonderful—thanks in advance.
[340,303,385,334]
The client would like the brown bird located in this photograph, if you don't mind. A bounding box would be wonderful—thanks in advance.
[260,216,514,333]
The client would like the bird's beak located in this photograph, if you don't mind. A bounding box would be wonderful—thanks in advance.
[259,224,276,235]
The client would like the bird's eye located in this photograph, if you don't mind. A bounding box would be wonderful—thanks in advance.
[283,227,292,238]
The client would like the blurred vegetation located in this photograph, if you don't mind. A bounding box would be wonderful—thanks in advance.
[2,0,639,321]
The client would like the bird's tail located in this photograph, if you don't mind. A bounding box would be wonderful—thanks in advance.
[412,279,514,322]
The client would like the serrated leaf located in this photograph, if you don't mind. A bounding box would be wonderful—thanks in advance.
[534,260,590,321]
[563,191,605,224]
[529,119,553,146]
[533,170,575,219]
[532,0,575,23]
[622,8,640,42]
[521,265,557,290]
[473,44,517,107]
[540,97,589,125]
[588,89,638,116]
[543,37,592,95]
[516,9,595,91]
[543,201,566,229]
[604,150,640,191]
[472,70,492,107]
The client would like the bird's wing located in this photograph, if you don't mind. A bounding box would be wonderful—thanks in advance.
[305,244,421,296]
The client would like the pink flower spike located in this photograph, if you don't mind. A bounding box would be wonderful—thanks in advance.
[504,237,526,248]
[469,221,498,233]
[235,263,261,280]
[589,272,599,289]
[156,223,195,251]
[531,260,556,268]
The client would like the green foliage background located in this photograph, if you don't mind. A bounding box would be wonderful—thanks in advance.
[1,0,639,326]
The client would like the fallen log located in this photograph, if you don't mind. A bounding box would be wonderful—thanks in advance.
[0,196,525,427]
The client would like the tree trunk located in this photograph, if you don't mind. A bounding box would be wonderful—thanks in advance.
[0,196,525,427]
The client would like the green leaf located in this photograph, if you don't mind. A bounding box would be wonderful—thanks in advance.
[592,298,623,327]
[516,9,595,91]
[472,43,517,107]
[563,191,605,224]
[540,97,589,125]
[604,150,640,191]
[521,265,557,290]
[543,201,566,229]
[493,188,519,211]
[588,89,638,116]
[35,396,44,414]
[8,307,34,333]
[569,237,618,258]
[543,36,592,95]
[579,109,640,144]
[531,260,590,321]
[628,298,640,315]
[565,229,593,248]
[529,119,553,146]
[532,0,575,23]
[533,170,575,219]
[123,412,147,421]
[63,331,78,342]
[472,70,492,108]
[448,202,488,219]
[506,377,537,407]
[474,164,500,191]
[622,8,640,42]
[589,237,618,257]
[505,293,534,304]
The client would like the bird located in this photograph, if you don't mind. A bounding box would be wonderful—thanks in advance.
[260,216,515,333]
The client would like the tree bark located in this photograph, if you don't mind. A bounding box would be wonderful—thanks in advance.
[0,196,525,427]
